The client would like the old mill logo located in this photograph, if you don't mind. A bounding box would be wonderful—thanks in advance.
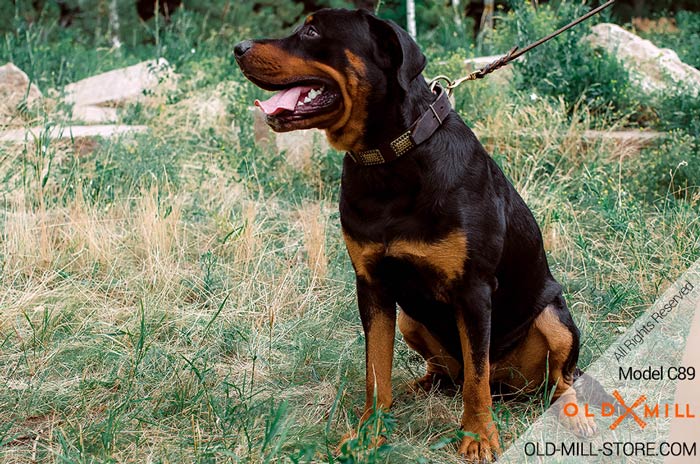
[563,390,696,430]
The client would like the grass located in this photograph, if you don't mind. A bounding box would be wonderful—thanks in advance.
[1,2,700,463]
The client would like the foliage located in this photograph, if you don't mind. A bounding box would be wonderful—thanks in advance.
[626,132,700,202]
[652,84,700,139]
[0,0,311,90]
[337,402,397,463]
[487,1,637,120]
[639,11,700,69]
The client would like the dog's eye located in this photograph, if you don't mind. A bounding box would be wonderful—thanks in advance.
[302,26,320,39]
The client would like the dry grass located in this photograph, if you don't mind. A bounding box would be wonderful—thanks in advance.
[1,54,698,464]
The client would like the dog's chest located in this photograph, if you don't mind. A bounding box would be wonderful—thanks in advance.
[343,230,468,290]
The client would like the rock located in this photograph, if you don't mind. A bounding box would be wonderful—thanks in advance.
[252,106,274,148]
[584,129,665,158]
[190,94,227,128]
[276,129,330,169]
[0,63,42,127]
[587,24,700,95]
[71,105,118,123]
[583,129,665,146]
[64,58,176,123]
[0,124,148,143]
[251,107,330,169]
[174,89,228,129]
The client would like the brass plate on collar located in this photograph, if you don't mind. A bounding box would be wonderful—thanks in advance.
[391,131,414,157]
[357,149,385,165]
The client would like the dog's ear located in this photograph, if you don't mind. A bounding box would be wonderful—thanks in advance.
[362,10,426,91]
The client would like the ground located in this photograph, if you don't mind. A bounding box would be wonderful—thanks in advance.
[1,2,699,463]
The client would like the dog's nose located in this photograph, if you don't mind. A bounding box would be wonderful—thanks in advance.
[234,40,252,58]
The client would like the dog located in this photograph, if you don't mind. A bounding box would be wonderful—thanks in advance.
[234,8,596,461]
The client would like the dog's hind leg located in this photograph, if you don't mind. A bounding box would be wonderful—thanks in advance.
[493,297,597,437]
[398,309,462,391]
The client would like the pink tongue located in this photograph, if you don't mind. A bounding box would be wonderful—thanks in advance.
[255,86,314,115]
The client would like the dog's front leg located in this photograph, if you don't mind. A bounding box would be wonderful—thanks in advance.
[455,281,500,462]
[356,278,396,420]
[338,277,396,451]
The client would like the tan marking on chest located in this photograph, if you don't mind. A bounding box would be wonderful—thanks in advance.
[387,231,468,280]
[343,231,384,281]
[343,230,468,282]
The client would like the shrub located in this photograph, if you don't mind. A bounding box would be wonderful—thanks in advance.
[0,0,311,89]
[489,1,637,119]
[639,11,700,69]
[653,84,700,139]
[626,132,700,202]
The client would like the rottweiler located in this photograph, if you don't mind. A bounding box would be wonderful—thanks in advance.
[234,8,595,462]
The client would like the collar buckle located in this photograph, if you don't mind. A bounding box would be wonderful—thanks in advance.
[428,102,443,125]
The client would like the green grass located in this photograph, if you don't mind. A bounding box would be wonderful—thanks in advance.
[1,2,700,463]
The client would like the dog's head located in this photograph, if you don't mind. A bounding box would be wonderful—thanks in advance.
[234,9,426,151]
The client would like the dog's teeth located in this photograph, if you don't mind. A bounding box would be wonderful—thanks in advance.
[304,96,311,103]
[297,101,303,107]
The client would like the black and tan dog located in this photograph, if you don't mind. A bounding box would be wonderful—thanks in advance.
[235,8,595,461]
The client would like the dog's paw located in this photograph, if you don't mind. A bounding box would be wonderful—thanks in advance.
[411,372,451,393]
[410,371,457,394]
[336,430,355,455]
[555,391,598,438]
[457,428,499,463]
[336,428,387,455]
[558,405,597,438]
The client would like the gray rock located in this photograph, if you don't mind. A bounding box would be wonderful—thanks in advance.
[0,124,148,143]
[583,129,664,146]
[175,92,228,129]
[587,23,700,95]
[64,58,176,123]
[71,105,119,123]
[0,63,42,127]
[465,54,507,70]
[276,129,330,169]
[251,107,331,169]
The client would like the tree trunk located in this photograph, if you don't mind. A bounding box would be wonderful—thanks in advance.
[452,0,462,27]
[480,0,494,33]
[109,0,121,48]
[406,0,416,39]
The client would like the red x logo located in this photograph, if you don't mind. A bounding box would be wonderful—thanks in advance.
[610,390,647,430]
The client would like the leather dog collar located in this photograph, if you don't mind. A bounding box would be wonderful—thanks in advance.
[347,85,452,166]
